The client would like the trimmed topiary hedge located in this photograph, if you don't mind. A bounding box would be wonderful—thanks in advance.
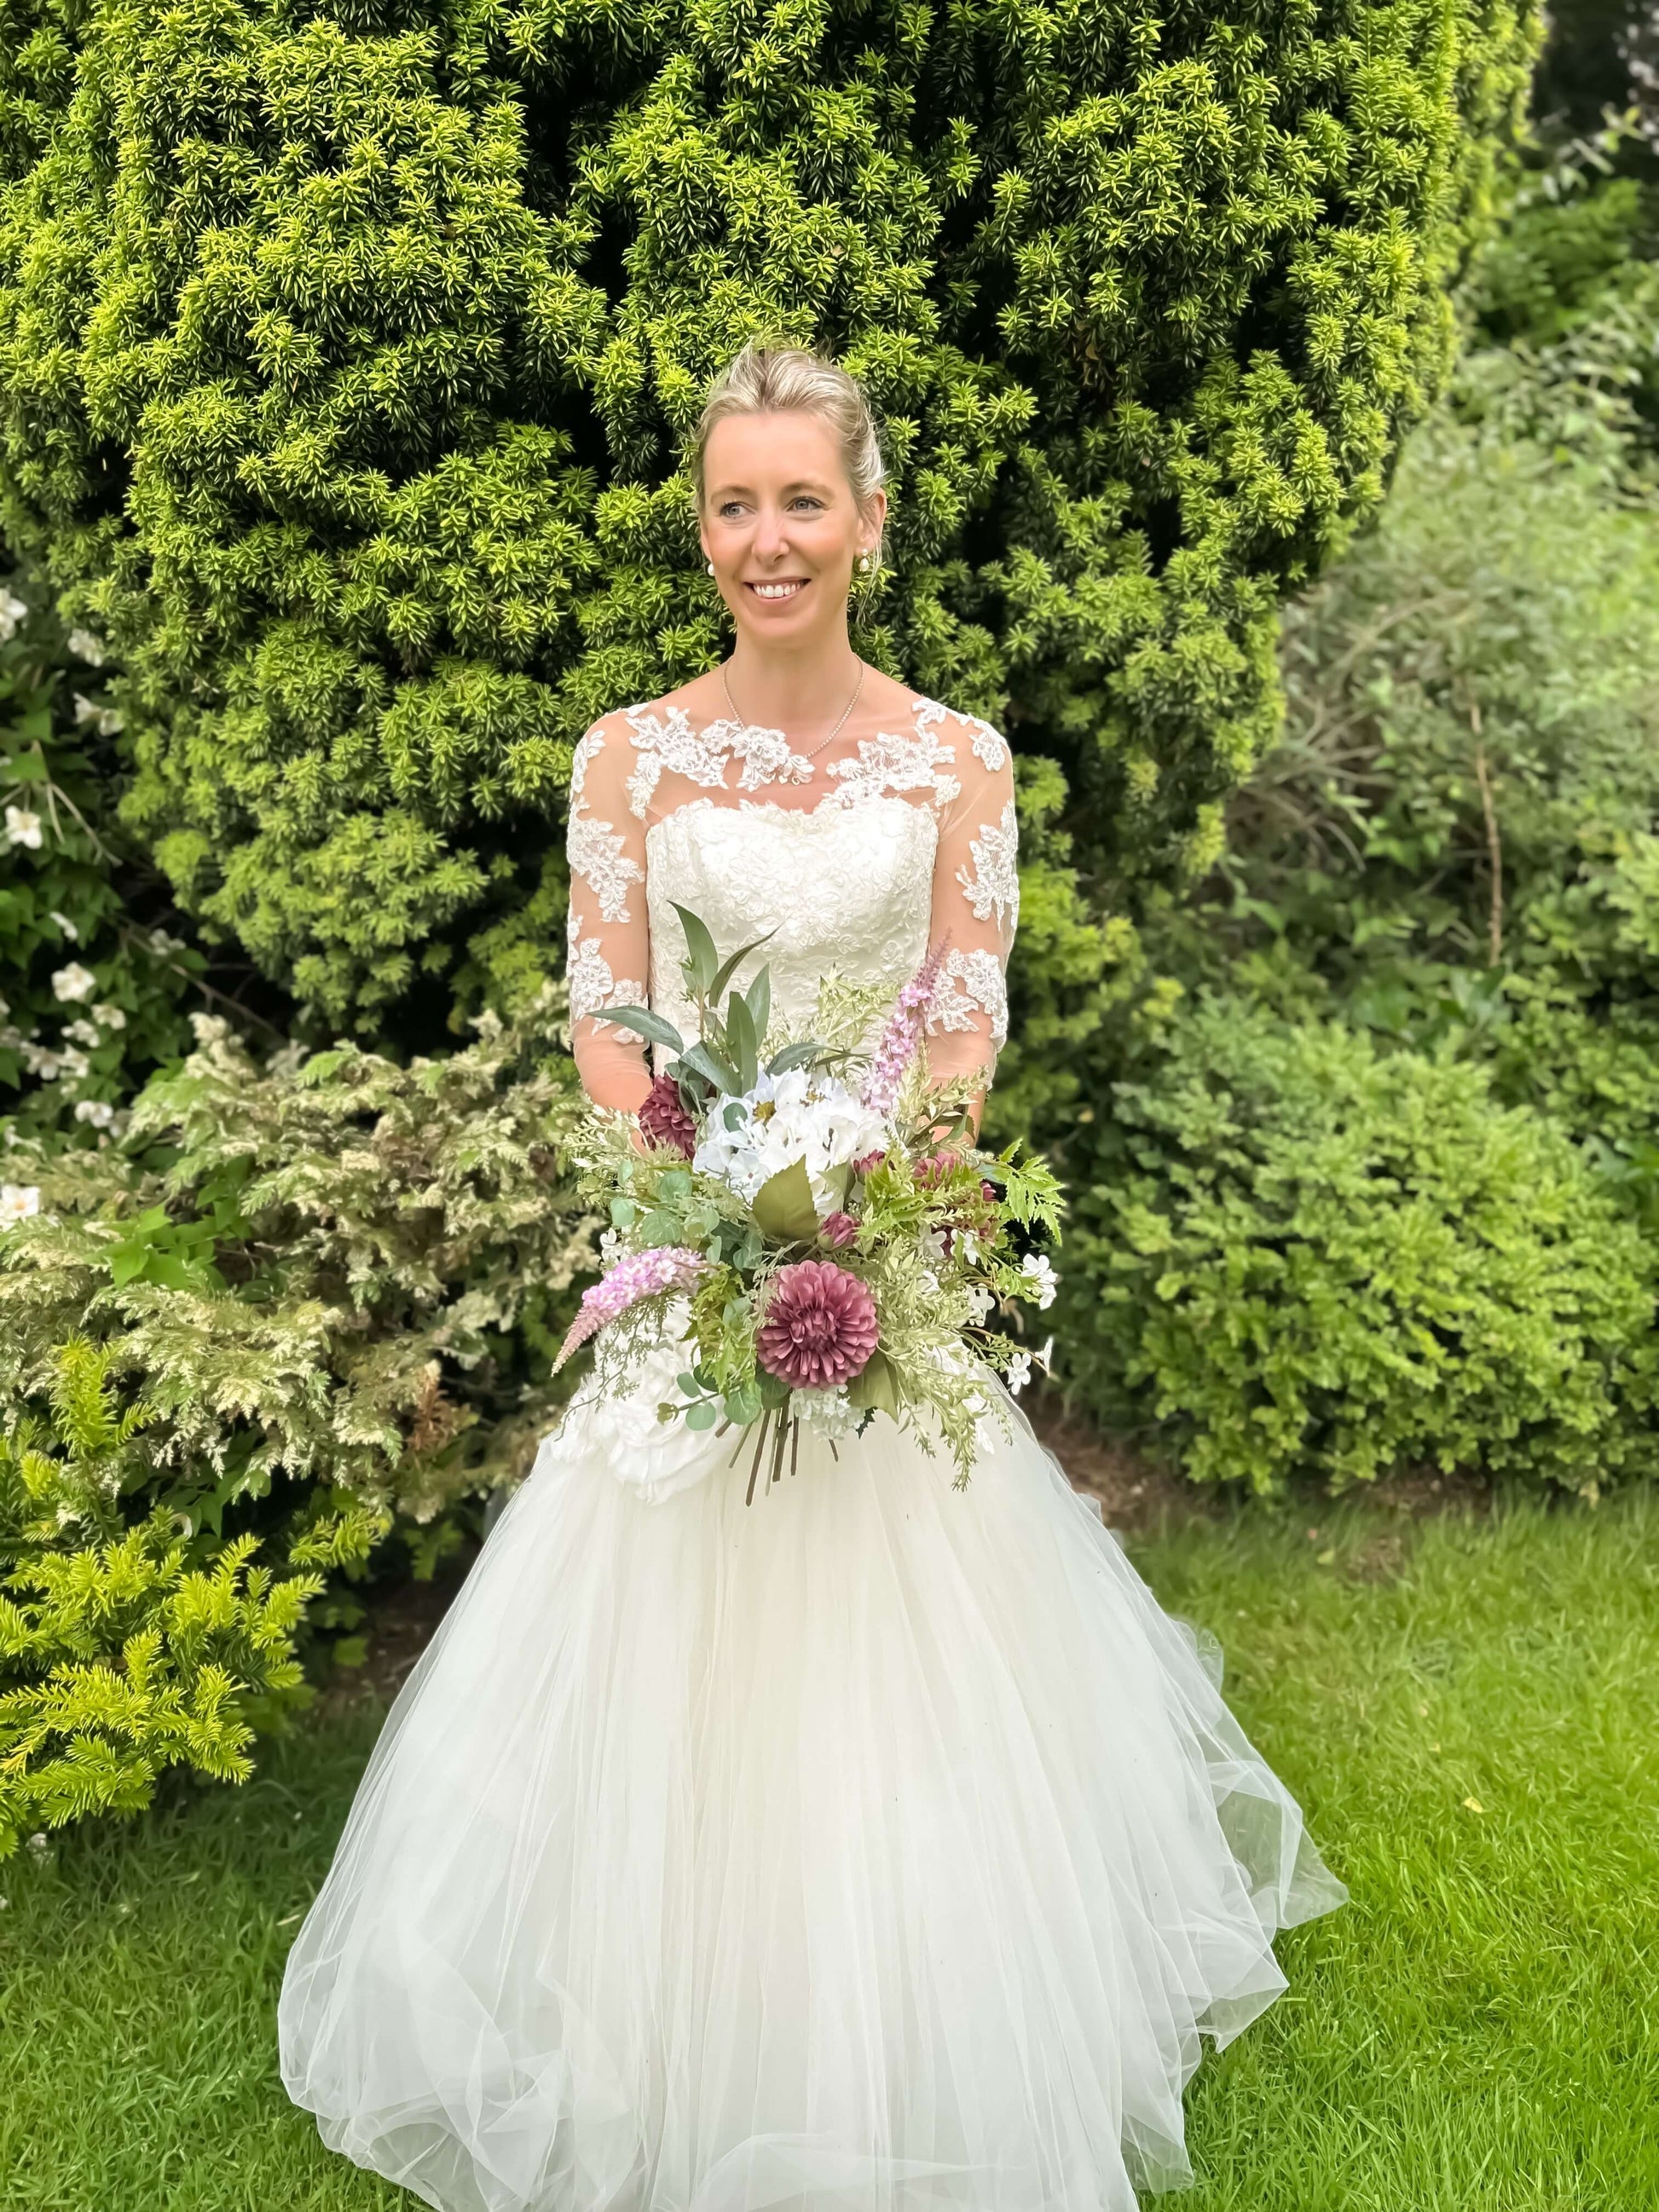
[1054,996,1659,1496]
[0,0,1538,1075]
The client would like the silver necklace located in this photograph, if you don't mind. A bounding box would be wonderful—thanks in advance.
[721,658,866,764]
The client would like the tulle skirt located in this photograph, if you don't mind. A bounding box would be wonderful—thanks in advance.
[278,1375,1346,2211]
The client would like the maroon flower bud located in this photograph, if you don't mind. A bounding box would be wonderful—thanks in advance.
[820,1210,858,1247]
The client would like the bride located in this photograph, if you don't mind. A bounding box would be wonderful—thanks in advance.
[278,344,1346,2210]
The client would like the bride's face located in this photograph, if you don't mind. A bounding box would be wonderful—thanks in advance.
[699,410,882,644]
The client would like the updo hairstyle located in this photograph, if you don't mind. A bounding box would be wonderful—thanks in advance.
[691,343,887,565]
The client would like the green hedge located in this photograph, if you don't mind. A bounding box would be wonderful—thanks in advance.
[0,0,1539,1077]
[1055,996,1659,1495]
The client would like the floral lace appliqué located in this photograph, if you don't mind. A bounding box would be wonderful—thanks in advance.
[623,707,813,821]
[568,810,644,923]
[957,799,1020,932]
[568,914,645,1031]
[824,720,961,810]
[931,949,1009,1051]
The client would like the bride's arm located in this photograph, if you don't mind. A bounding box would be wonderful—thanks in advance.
[565,714,654,1113]
[926,712,1018,1130]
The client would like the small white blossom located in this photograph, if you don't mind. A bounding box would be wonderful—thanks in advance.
[1020,1252,1059,1309]
[1035,1334,1055,1374]
[789,1385,858,1440]
[1005,1349,1032,1395]
[92,1002,126,1031]
[66,627,107,666]
[597,1227,624,1269]
[49,909,79,942]
[20,1042,61,1080]
[149,928,185,957]
[1,1184,41,1224]
[964,1282,994,1324]
[72,690,124,736]
[916,1226,951,1267]
[74,1098,116,1129]
[25,1830,51,1862]
[51,962,96,1002]
[63,1018,101,1048]
[55,1043,90,1081]
[0,586,27,641]
[4,805,43,850]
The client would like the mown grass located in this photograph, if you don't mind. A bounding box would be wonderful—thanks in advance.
[1,1484,1655,2209]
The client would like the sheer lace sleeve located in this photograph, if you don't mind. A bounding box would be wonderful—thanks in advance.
[926,710,1016,1090]
[566,713,652,1110]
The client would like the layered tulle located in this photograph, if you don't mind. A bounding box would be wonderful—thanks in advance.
[278,1385,1345,2211]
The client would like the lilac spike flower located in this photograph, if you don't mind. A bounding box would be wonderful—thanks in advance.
[861,939,946,1118]
[555,1245,708,1369]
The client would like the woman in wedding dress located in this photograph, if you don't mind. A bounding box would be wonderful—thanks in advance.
[278,344,1347,2211]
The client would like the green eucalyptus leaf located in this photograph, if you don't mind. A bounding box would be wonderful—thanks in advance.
[710,931,774,1002]
[600,1004,685,1053]
[672,904,720,996]
[685,1400,719,1431]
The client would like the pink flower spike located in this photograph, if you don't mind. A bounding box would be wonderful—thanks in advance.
[555,1245,708,1369]
[861,939,948,1118]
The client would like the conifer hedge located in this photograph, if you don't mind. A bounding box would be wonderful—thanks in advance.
[0,0,1537,1052]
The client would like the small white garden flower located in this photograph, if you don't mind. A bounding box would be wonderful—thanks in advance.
[50,962,96,1002]
[63,1018,100,1048]
[49,909,78,942]
[1020,1251,1059,1309]
[789,1385,858,1441]
[1005,1349,1033,1395]
[74,1098,116,1129]
[964,1282,995,1324]
[0,586,28,641]
[92,1002,126,1031]
[0,1184,41,1223]
[149,927,184,957]
[72,690,123,735]
[66,627,106,666]
[55,1044,90,1081]
[4,805,43,850]
[1034,1333,1055,1374]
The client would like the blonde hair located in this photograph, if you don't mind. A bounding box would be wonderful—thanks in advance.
[691,344,887,549]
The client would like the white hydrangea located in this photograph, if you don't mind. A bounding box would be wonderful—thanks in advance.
[4,806,43,850]
[789,1386,858,1440]
[693,1069,888,1214]
[51,962,96,1003]
[1,1184,41,1224]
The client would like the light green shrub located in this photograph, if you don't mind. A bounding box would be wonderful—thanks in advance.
[0,1340,323,1857]
[0,0,1539,1094]
[1055,997,1659,1496]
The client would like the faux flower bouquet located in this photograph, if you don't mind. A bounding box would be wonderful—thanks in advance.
[558,904,1062,1499]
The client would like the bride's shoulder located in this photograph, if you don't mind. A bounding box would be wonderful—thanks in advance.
[892,689,1010,780]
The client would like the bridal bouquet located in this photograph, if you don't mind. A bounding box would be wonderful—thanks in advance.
[558,905,1062,1498]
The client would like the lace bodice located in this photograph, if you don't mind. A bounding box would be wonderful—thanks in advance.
[566,693,1017,1107]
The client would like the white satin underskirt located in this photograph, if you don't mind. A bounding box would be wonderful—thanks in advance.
[278,1374,1346,2211]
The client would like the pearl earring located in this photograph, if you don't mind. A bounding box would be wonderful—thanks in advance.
[858,552,873,575]
[706,560,715,575]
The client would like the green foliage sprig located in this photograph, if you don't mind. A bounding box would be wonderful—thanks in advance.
[0,1340,324,1857]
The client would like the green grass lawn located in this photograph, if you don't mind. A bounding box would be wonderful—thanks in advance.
[2,1484,1656,2210]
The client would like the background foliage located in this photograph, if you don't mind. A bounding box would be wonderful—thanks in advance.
[0,0,1539,1108]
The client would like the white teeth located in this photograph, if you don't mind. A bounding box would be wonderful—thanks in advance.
[752,582,803,599]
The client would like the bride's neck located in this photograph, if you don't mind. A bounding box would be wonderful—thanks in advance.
[722,631,863,731]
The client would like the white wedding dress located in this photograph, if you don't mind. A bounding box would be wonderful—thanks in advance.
[279,694,1346,2211]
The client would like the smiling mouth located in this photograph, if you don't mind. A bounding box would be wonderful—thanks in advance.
[745,579,807,602]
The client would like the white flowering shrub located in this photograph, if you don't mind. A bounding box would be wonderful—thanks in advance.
[0,572,211,1143]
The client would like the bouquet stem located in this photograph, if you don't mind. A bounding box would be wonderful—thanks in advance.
[744,1411,773,1505]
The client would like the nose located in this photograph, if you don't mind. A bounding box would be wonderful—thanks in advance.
[752,503,789,564]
